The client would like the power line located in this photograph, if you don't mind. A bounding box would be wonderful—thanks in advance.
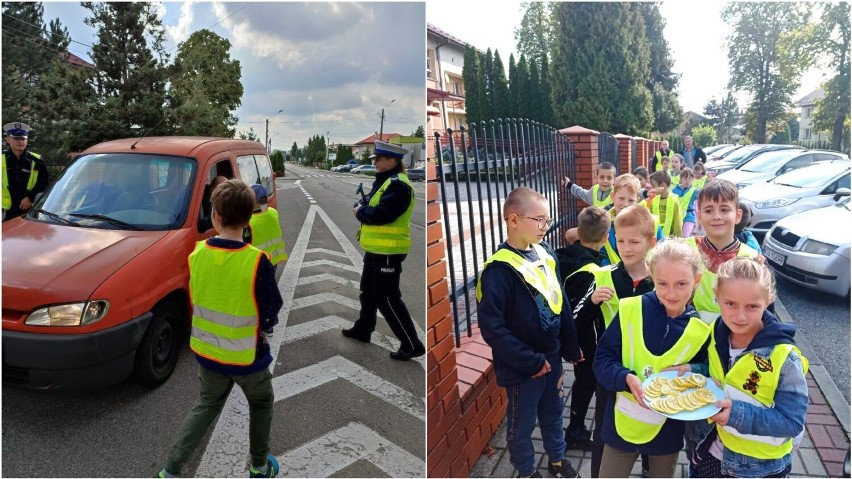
[2,12,94,49]
[1,29,90,61]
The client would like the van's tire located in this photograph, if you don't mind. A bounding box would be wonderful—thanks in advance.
[133,300,183,388]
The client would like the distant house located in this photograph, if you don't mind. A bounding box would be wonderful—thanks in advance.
[352,133,401,160]
[797,89,829,146]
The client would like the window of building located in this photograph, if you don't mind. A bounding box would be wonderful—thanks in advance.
[427,50,434,79]
[804,128,812,139]
[452,81,461,95]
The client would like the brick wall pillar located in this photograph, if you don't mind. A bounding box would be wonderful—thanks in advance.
[634,137,649,170]
[558,125,599,211]
[613,134,632,175]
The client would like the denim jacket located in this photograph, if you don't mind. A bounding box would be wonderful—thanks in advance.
[690,312,809,477]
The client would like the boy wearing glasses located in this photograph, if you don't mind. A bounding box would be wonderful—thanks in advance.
[477,186,582,478]
[2,122,49,222]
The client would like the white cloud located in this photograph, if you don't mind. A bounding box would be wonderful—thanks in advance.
[166,0,196,46]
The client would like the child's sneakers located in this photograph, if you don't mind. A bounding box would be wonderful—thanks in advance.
[548,460,580,478]
[564,425,593,450]
[157,469,177,478]
[249,454,279,478]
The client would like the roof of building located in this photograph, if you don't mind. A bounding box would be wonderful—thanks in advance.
[355,133,401,145]
[427,23,485,54]
[797,89,825,107]
[60,51,95,69]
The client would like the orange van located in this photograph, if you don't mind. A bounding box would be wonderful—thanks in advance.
[2,137,278,391]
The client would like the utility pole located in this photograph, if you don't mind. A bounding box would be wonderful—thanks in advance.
[325,131,330,168]
[265,108,283,154]
[379,98,396,140]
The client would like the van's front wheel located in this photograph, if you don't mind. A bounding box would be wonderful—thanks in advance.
[133,301,183,387]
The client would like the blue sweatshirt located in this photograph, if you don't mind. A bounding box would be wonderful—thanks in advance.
[478,242,581,387]
[593,291,709,455]
[194,237,283,376]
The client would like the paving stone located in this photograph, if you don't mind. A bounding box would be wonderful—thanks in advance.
[808,413,841,425]
[808,423,833,448]
[532,439,545,454]
[817,447,847,463]
[488,422,507,449]
[824,460,844,478]
[491,451,515,479]
[470,448,503,478]
[825,424,849,449]
[799,447,828,476]
[791,450,807,475]
[677,450,688,465]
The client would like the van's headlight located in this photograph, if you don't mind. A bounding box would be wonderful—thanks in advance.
[25,301,110,326]
[755,198,799,209]
[801,239,837,256]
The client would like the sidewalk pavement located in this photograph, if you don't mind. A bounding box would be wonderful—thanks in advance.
[471,298,850,478]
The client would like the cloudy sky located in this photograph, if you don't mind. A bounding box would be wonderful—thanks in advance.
[427,1,829,115]
[38,2,425,150]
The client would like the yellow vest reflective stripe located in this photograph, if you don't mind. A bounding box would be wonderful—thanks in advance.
[568,263,620,328]
[476,244,563,314]
[677,186,697,214]
[358,174,414,254]
[188,241,262,366]
[249,207,288,264]
[693,177,707,189]
[685,237,758,323]
[708,331,809,459]
[648,194,679,237]
[1,152,40,211]
[613,296,712,444]
[591,184,613,208]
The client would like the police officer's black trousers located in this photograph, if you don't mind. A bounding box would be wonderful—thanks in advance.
[352,252,424,354]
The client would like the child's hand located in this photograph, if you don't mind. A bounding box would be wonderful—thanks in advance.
[626,374,648,408]
[710,399,732,426]
[532,360,551,378]
[571,349,585,365]
[591,286,615,305]
[663,364,691,376]
[561,176,571,187]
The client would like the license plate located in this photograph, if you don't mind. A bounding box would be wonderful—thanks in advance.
[764,246,786,266]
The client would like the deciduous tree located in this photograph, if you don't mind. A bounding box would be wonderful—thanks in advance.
[811,2,850,152]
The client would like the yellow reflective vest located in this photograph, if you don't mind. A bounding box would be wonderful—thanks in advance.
[249,207,287,265]
[358,174,415,254]
[613,296,711,444]
[189,241,263,366]
[685,237,758,323]
[568,263,619,328]
[693,176,707,189]
[708,330,809,460]
[476,244,563,315]
[677,186,698,215]
[645,193,680,237]
[2,152,41,211]
[591,184,613,208]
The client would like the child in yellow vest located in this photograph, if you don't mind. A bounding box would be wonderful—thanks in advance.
[688,258,808,478]
[477,186,582,478]
[561,161,616,208]
[247,184,288,271]
[642,170,683,238]
[159,179,282,478]
[693,162,708,189]
[672,168,699,238]
[670,154,684,186]
[593,238,710,478]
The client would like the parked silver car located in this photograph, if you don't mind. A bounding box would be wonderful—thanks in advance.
[706,144,803,175]
[762,196,851,298]
[718,149,848,189]
[740,160,851,234]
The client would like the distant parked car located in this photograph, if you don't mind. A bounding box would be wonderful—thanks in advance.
[706,144,804,175]
[335,164,356,173]
[702,144,733,156]
[706,144,745,163]
[718,150,848,189]
[351,165,376,174]
[740,159,851,235]
[407,168,426,182]
[762,196,851,298]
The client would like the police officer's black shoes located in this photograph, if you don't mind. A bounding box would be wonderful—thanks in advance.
[564,425,593,450]
[341,327,371,343]
[389,348,425,361]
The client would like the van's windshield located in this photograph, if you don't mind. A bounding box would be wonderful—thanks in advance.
[31,153,197,230]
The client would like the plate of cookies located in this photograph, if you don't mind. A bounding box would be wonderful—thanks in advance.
[641,371,724,420]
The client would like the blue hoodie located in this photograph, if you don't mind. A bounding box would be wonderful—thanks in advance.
[690,311,808,478]
[593,291,709,455]
[477,242,581,387]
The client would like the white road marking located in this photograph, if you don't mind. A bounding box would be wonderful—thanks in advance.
[279,422,425,478]
[305,248,350,259]
[299,259,361,273]
[297,273,360,289]
[290,292,363,312]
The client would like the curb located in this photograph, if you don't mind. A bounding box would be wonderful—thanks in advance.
[774,297,850,437]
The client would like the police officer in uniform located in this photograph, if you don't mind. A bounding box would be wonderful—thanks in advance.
[2,122,49,221]
[342,140,425,361]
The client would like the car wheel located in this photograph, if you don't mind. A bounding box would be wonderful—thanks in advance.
[133,300,183,387]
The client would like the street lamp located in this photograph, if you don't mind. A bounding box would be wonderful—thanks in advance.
[265,108,283,153]
[379,98,396,139]
[325,131,331,169]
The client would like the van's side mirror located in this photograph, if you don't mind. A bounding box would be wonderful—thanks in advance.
[34,192,43,204]
[834,187,851,202]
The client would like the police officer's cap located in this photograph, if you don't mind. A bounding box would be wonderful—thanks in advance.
[251,184,268,204]
[3,122,31,138]
[369,140,407,160]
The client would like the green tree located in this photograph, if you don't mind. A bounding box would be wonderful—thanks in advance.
[168,29,243,137]
[270,149,284,173]
[411,125,425,138]
[334,144,354,164]
[551,2,653,134]
[515,2,555,70]
[690,124,717,148]
[636,3,682,133]
[539,54,554,126]
[238,128,261,142]
[481,49,494,122]
[723,3,813,143]
[514,55,531,121]
[491,51,510,119]
[528,58,542,122]
[83,2,169,141]
[462,45,483,125]
[810,2,850,152]
[303,134,327,164]
[290,141,300,162]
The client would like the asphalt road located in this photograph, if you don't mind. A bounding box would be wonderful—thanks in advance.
[1,165,426,477]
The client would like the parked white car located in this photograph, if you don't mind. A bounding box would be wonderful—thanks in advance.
[718,150,848,189]
[351,165,376,174]
[762,196,851,298]
[739,160,851,234]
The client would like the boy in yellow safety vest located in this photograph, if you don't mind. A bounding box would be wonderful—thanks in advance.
[247,184,288,271]
[561,161,616,208]
[671,167,699,237]
[477,186,583,478]
[687,258,808,478]
[642,170,683,238]
[593,238,711,477]
[159,179,282,479]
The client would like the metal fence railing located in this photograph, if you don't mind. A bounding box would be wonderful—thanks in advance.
[598,132,620,174]
[433,118,578,346]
